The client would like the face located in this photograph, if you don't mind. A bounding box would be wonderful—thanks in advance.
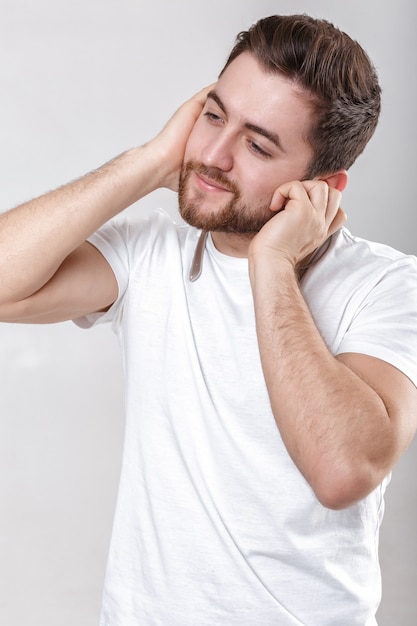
[178,52,314,235]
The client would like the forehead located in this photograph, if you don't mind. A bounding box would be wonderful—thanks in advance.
[216,52,313,145]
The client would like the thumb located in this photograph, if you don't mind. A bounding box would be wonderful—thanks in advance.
[269,187,288,213]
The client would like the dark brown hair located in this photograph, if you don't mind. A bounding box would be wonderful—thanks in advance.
[221,14,381,178]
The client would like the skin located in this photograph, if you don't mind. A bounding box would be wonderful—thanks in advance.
[0,52,416,509]
[179,53,338,255]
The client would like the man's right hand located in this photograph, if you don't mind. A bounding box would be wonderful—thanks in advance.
[150,85,214,192]
[0,85,212,323]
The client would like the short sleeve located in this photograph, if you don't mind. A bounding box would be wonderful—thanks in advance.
[74,219,130,329]
[337,257,417,387]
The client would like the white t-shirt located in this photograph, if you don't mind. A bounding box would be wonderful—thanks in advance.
[78,209,417,626]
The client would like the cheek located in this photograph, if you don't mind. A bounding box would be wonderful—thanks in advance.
[240,169,278,205]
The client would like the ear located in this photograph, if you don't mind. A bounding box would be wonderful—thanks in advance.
[319,169,348,192]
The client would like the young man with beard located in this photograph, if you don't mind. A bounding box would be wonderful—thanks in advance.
[1,14,416,626]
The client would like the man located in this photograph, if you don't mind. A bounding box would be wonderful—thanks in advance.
[1,13,416,625]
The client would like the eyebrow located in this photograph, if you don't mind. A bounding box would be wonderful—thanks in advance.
[206,89,284,152]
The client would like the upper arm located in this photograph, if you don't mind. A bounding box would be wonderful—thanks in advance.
[0,241,119,324]
[337,352,417,467]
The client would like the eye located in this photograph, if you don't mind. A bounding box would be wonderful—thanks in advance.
[204,111,223,124]
[248,139,271,158]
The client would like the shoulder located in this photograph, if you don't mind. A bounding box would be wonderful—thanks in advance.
[306,229,417,386]
[306,227,417,294]
[88,208,196,261]
[334,227,416,267]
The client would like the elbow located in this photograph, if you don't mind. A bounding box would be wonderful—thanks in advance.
[311,461,385,510]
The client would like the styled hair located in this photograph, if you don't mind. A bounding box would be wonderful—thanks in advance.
[221,14,381,178]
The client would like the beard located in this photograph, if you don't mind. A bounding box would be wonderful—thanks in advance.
[178,159,273,233]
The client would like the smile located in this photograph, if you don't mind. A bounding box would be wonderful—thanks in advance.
[194,171,232,193]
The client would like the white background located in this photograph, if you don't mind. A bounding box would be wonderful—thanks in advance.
[0,1,416,624]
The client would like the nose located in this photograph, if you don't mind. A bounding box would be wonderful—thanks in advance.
[200,132,234,172]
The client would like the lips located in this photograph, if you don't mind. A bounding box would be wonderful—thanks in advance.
[194,171,232,193]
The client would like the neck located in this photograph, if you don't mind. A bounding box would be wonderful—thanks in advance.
[210,231,255,258]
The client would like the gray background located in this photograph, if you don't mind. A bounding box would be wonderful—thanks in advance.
[0,1,415,624]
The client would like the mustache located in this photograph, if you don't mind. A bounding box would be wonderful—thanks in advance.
[181,160,240,196]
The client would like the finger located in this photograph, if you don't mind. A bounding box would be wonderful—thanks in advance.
[304,180,330,214]
[305,182,342,230]
[269,180,309,212]
[328,207,347,236]
[301,179,329,196]
[323,186,343,226]
[168,83,217,133]
[190,83,217,107]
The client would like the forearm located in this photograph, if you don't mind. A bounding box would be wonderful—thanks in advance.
[0,144,164,304]
[249,254,394,508]
[0,85,211,307]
